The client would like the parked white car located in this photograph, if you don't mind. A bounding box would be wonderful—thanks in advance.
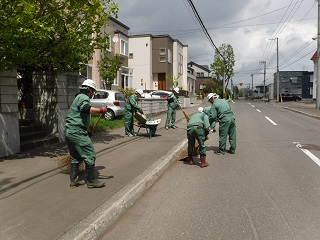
[144,90,172,99]
[90,89,126,120]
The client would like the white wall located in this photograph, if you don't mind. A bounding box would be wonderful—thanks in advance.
[129,36,153,90]
[0,69,20,157]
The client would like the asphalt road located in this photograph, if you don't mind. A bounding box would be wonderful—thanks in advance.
[101,100,320,240]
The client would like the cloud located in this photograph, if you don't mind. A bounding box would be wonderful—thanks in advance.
[115,0,317,86]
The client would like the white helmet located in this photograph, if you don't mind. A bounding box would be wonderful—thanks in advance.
[198,107,204,113]
[135,89,143,96]
[207,93,214,101]
[173,87,179,94]
[82,79,96,91]
[207,92,218,101]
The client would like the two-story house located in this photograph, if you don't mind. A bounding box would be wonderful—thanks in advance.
[128,34,191,94]
[188,61,211,94]
[84,17,130,90]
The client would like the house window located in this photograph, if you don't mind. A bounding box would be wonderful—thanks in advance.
[129,53,133,59]
[200,72,204,77]
[168,49,172,64]
[196,73,200,77]
[121,67,133,88]
[291,76,302,84]
[178,54,183,74]
[310,75,313,82]
[159,56,166,62]
[120,39,128,56]
[159,48,166,55]
[199,84,206,90]
[310,87,313,95]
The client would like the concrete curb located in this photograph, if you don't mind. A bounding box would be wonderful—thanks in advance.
[59,138,188,240]
[283,107,320,120]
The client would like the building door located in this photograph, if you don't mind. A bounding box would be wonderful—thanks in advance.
[158,73,166,90]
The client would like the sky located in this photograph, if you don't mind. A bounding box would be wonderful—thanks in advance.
[114,0,317,88]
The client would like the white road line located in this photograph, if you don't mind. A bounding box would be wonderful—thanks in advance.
[256,109,261,113]
[294,142,320,167]
[265,116,277,125]
[252,105,255,107]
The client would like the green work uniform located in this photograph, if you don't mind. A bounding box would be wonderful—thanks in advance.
[124,94,142,136]
[210,98,236,154]
[64,93,96,165]
[165,93,180,128]
[187,112,210,157]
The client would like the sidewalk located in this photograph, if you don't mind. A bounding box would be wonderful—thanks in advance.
[270,100,320,120]
[0,105,200,240]
[1,100,320,240]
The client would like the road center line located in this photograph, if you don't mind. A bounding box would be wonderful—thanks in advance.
[265,116,277,125]
[294,142,320,167]
[256,109,261,113]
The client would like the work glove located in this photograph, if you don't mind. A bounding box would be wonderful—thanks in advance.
[99,107,108,114]
[87,129,93,138]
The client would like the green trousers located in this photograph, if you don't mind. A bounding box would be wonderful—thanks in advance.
[218,114,236,154]
[65,128,96,165]
[165,107,176,127]
[187,126,206,157]
[124,110,135,135]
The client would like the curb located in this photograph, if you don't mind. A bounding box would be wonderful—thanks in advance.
[59,138,188,240]
[283,107,320,120]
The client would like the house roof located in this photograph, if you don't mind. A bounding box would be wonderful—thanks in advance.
[188,61,210,72]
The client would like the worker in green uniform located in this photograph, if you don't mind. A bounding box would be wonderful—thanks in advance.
[165,87,180,130]
[65,79,107,188]
[204,106,216,132]
[207,92,236,155]
[187,107,210,168]
[124,89,143,137]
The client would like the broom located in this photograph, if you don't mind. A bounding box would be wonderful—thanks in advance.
[56,114,103,172]
[177,106,199,160]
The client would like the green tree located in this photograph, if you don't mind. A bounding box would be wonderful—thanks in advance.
[203,78,220,93]
[210,43,235,95]
[0,0,118,72]
[98,53,122,89]
[166,73,182,88]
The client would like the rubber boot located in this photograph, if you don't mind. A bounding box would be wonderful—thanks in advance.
[200,157,209,168]
[86,165,105,188]
[70,163,85,188]
[188,156,194,165]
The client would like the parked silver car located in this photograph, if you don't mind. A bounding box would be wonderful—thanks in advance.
[90,89,126,120]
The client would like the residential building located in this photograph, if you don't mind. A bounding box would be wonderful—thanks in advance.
[188,61,211,94]
[128,34,191,94]
[273,71,313,99]
[84,17,130,90]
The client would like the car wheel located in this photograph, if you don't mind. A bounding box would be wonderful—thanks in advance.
[105,109,115,120]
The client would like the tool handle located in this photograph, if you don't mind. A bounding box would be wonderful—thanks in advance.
[91,114,103,133]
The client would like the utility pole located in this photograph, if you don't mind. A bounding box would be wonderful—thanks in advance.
[251,74,253,99]
[317,0,320,110]
[269,38,280,102]
[276,38,279,102]
[259,61,266,103]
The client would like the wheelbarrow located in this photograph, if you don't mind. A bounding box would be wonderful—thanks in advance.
[134,112,161,139]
